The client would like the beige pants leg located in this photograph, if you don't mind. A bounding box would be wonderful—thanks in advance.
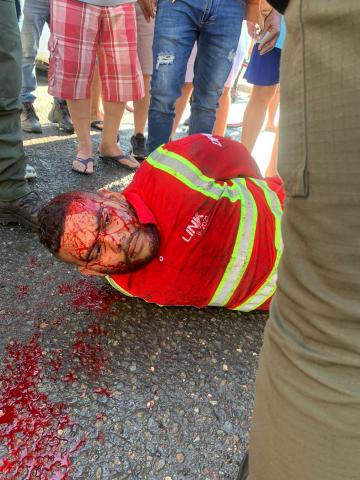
[248,1,360,479]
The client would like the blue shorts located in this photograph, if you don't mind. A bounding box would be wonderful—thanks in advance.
[244,46,281,86]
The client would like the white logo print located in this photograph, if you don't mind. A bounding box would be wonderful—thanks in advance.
[182,213,209,243]
[201,133,222,147]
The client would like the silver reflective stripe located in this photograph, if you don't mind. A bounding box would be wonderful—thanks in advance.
[147,147,262,308]
[234,179,283,311]
[148,148,241,202]
[210,179,257,306]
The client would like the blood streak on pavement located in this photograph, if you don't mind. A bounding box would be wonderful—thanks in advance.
[93,387,112,397]
[0,334,84,479]
[56,279,120,382]
[0,278,120,476]
[57,278,123,315]
[17,284,29,299]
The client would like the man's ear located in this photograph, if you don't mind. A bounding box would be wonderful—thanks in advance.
[78,266,106,277]
[97,189,125,203]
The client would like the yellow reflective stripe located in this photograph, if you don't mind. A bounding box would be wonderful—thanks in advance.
[106,276,134,297]
[147,146,260,308]
[234,179,283,311]
[147,147,241,202]
[209,179,257,306]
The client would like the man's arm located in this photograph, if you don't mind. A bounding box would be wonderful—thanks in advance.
[161,134,263,182]
[137,0,156,22]
[257,6,282,55]
[246,0,261,23]
[246,0,282,55]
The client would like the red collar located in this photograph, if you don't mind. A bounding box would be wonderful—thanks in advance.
[123,191,157,226]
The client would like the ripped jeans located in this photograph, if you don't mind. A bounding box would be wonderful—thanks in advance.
[147,0,245,153]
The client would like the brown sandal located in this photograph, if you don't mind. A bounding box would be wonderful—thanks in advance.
[72,157,94,175]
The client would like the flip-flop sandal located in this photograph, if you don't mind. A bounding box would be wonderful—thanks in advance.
[90,120,104,131]
[99,153,139,171]
[72,157,94,175]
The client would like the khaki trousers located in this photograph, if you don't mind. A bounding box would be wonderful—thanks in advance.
[248,1,360,479]
[0,0,29,201]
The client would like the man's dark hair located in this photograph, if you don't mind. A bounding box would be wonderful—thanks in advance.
[38,191,92,254]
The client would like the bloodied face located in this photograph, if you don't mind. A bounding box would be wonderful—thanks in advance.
[57,192,158,276]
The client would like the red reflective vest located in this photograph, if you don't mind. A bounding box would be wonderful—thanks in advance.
[108,134,284,311]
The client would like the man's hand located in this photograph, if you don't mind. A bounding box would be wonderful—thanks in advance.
[257,9,281,55]
[138,0,157,22]
[97,188,125,203]
[246,20,257,38]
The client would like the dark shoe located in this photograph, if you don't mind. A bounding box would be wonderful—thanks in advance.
[130,133,147,161]
[237,452,249,480]
[0,192,42,231]
[21,103,42,133]
[48,101,74,134]
[90,120,104,131]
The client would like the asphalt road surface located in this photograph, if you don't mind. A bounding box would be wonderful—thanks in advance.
[0,71,267,480]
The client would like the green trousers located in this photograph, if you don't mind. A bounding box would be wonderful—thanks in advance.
[248,1,360,479]
[0,0,30,201]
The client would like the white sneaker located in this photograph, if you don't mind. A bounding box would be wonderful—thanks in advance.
[25,164,37,180]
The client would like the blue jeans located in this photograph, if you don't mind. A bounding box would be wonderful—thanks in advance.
[19,0,62,104]
[147,0,245,153]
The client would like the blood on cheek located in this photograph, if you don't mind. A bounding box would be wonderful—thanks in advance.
[90,226,139,272]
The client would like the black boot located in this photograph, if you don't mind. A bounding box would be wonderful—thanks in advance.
[21,102,42,133]
[48,100,74,134]
[0,192,42,231]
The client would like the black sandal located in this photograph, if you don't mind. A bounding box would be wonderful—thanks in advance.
[99,153,139,171]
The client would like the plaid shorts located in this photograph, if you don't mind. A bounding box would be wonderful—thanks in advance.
[48,0,144,102]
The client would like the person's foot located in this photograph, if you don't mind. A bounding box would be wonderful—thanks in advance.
[99,143,139,171]
[48,101,74,134]
[72,157,94,175]
[0,192,42,231]
[25,164,37,180]
[130,133,147,161]
[21,103,42,133]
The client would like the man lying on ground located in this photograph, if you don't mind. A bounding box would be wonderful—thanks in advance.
[38,134,284,312]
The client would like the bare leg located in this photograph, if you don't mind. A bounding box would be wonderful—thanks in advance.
[241,84,278,153]
[133,74,151,135]
[99,101,139,169]
[265,127,279,177]
[212,87,231,136]
[99,101,126,155]
[90,63,104,125]
[67,99,94,173]
[172,83,193,139]
[265,85,280,131]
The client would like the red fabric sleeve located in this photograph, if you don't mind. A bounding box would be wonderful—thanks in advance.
[162,134,263,181]
[265,175,285,208]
